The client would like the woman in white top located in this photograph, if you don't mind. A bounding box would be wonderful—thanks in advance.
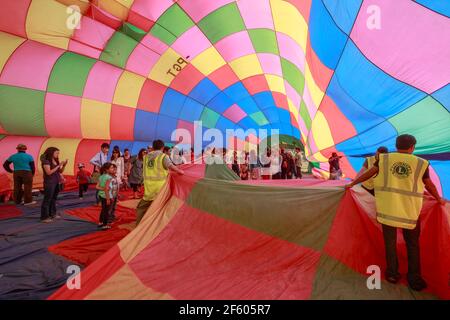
[110,149,125,186]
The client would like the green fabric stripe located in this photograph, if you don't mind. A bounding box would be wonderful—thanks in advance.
[281,57,305,95]
[100,31,139,68]
[186,178,344,251]
[310,254,437,300]
[299,100,311,130]
[121,23,146,42]
[200,108,220,128]
[47,52,96,96]
[204,163,240,181]
[155,4,194,39]
[198,3,246,44]
[248,29,279,54]
[150,24,177,45]
[0,85,47,136]
[249,111,269,126]
[388,96,450,155]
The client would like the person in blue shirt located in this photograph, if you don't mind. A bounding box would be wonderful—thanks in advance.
[3,144,36,205]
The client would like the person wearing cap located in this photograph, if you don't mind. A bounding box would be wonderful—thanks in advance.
[2,144,36,205]
[76,163,91,199]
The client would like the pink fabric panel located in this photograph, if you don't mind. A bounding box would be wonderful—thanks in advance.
[68,40,102,59]
[126,44,160,77]
[351,0,450,93]
[238,0,274,29]
[0,136,45,174]
[83,61,122,103]
[172,27,211,61]
[0,40,64,91]
[284,80,301,109]
[277,32,305,73]
[0,0,31,38]
[72,16,115,52]
[44,93,82,138]
[302,85,317,118]
[130,0,174,21]
[223,104,247,123]
[178,0,235,22]
[215,31,255,62]
[257,53,283,76]
[140,34,169,55]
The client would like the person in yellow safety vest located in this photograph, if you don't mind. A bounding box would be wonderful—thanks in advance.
[346,134,446,291]
[358,146,388,196]
[136,139,184,226]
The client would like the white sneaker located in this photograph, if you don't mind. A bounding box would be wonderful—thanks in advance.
[24,201,37,206]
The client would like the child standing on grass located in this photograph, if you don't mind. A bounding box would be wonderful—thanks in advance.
[96,163,116,230]
[76,163,91,199]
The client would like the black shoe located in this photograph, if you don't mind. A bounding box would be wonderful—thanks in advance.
[408,277,427,291]
[386,274,401,284]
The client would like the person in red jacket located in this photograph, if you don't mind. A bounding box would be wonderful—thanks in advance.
[76,163,91,199]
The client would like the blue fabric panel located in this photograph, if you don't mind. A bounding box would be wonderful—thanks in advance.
[415,0,450,17]
[189,78,221,105]
[253,91,276,110]
[432,84,450,111]
[156,115,178,142]
[133,110,157,141]
[179,97,204,122]
[207,92,234,114]
[236,97,260,114]
[159,89,186,118]
[224,82,250,102]
[323,0,362,34]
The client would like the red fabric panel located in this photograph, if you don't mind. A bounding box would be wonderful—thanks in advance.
[272,92,289,111]
[127,10,154,32]
[49,244,125,300]
[128,204,321,299]
[242,74,270,95]
[305,35,333,92]
[137,79,166,113]
[170,64,204,95]
[110,105,136,140]
[207,64,239,90]
[64,204,136,224]
[88,5,122,30]
[0,205,22,219]
[0,0,31,38]
[287,0,312,23]
[49,228,130,266]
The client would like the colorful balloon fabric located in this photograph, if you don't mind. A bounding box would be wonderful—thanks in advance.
[0,0,449,196]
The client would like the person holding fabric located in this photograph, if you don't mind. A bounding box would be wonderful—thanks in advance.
[328,152,343,180]
[136,140,184,226]
[294,148,303,179]
[357,146,388,196]
[346,134,446,291]
[40,147,68,223]
[3,144,36,205]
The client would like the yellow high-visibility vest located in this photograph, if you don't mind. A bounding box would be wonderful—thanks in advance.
[143,152,169,201]
[373,152,428,229]
[362,156,376,190]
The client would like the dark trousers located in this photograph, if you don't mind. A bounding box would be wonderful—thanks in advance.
[108,197,118,223]
[41,183,59,220]
[13,170,33,204]
[382,221,422,282]
[99,198,111,226]
[78,183,89,198]
[296,166,302,179]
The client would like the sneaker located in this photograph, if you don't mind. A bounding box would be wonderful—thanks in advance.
[41,218,53,223]
[385,273,401,284]
[24,201,37,206]
[97,223,104,228]
[408,277,427,291]
[100,225,111,231]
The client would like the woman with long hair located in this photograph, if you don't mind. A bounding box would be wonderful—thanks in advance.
[128,148,147,199]
[40,147,68,223]
[110,148,124,187]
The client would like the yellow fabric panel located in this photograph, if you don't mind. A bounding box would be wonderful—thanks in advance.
[312,151,329,163]
[310,110,335,151]
[38,138,81,176]
[148,48,186,86]
[113,71,146,108]
[287,97,299,121]
[191,47,226,76]
[26,0,74,50]
[55,0,90,13]
[96,0,131,20]
[265,74,286,94]
[305,63,324,108]
[80,99,111,139]
[271,0,308,52]
[0,32,25,73]
[86,265,173,300]
[119,190,183,262]
[229,54,263,80]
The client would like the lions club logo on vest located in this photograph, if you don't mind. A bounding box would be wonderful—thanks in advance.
[390,162,412,179]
